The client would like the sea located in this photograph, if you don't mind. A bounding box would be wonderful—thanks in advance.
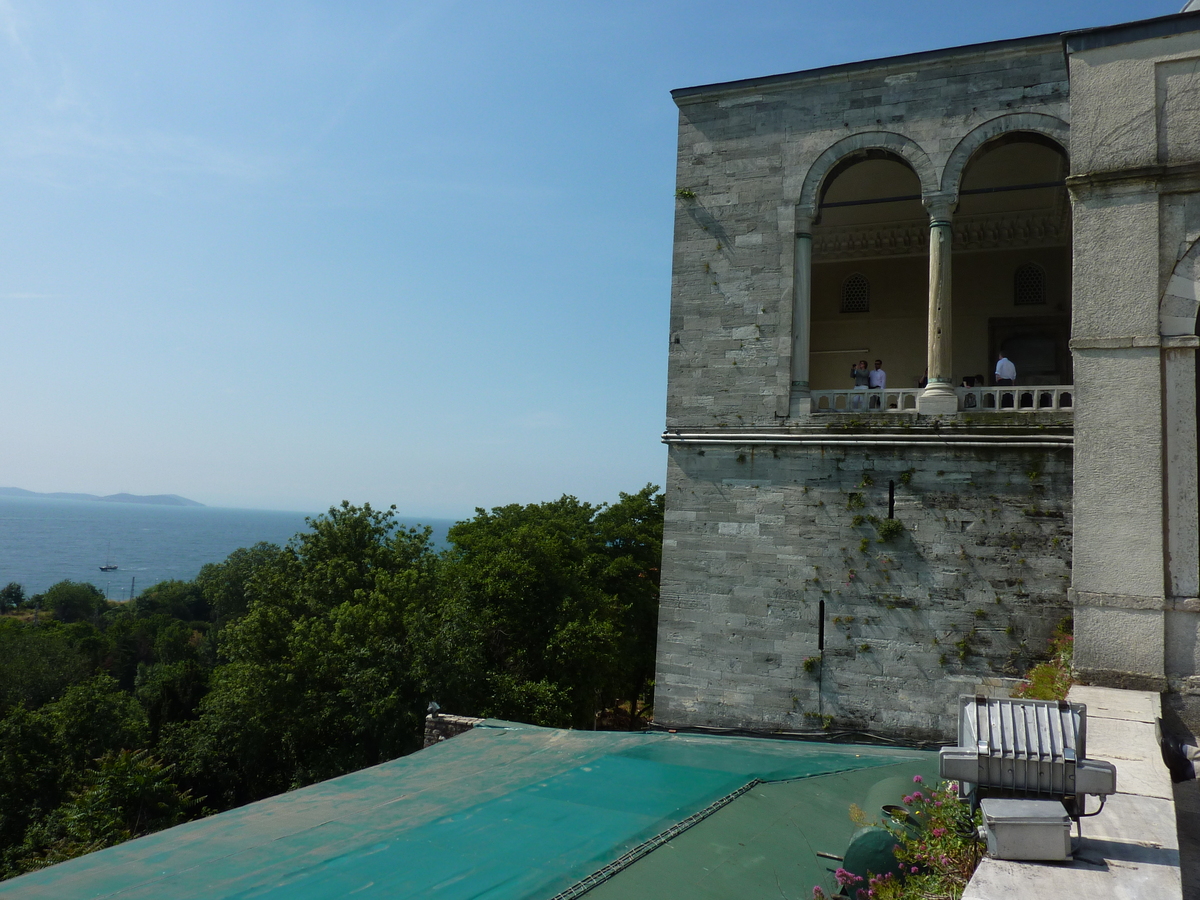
[0,496,456,599]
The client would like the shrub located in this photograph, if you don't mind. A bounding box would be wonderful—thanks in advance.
[876,519,905,542]
[813,777,981,900]
[1013,618,1073,700]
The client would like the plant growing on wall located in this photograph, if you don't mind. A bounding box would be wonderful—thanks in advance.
[876,519,904,542]
[1012,618,1073,700]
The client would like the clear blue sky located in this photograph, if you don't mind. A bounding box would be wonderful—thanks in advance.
[0,0,1177,517]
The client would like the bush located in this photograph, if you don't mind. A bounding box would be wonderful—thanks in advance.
[813,777,981,900]
[42,582,105,624]
[876,519,905,542]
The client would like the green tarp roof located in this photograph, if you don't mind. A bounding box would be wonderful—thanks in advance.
[0,722,937,900]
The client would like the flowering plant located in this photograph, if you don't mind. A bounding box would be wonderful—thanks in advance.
[812,777,981,900]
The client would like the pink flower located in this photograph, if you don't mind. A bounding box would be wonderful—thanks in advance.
[932,827,946,837]
[835,868,864,887]
[941,856,951,867]
[902,794,913,804]
[912,775,923,783]
[912,790,924,801]
[911,866,919,874]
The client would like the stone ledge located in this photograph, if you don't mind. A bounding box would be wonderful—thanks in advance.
[1074,668,1170,693]
[1071,589,1167,610]
[1070,335,1165,349]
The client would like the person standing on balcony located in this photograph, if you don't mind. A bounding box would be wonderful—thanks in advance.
[850,359,869,409]
[868,359,886,408]
[995,351,1016,386]
[995,352,1017,409]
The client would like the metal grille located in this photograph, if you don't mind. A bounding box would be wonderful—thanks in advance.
[840,273,870,313]
[940,696,1115,813]
[964,697,1081,796]
[1014,263,1046,305]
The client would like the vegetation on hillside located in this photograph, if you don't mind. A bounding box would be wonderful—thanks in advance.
[0,485,663,880]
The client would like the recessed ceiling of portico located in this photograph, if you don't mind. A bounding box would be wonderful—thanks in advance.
[818,157,924,228]
[958,138,1068,220]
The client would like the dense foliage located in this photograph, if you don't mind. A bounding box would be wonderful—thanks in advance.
[0,485,663,880]
[815,777,981,900]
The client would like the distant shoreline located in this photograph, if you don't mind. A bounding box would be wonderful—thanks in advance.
[0,488,204,508]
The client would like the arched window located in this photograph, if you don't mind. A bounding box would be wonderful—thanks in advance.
[840,273,870,313]
[1014,263,1046,306]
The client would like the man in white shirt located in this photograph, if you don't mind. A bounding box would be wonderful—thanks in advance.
[995,351,1017,408]
[995,352,1016,386]
[868,359,886,408]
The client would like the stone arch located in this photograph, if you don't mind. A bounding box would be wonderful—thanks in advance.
[940,113,1070,197]
[1161,236,1200,336]
[797,131,938,219]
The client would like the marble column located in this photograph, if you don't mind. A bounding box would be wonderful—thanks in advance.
[789,213,814,417]
[918,194,959,415]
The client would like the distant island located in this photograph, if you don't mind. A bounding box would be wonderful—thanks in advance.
[0,488,205,507]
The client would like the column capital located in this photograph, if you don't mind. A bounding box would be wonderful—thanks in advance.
[795,206,816,235]
[922,192,958,225]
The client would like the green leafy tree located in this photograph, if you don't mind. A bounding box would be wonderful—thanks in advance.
[131,580,210,625]
[134,660,210,744]
[194,542,286,629]
[46,675,149,773]
[8,750,196,875]
[431,495,628,729]
[594,485,663,725]
[170,504,435,808]
[42,581,105,625]
[0,622,90,717]
[0,583,23,613]
[0,707,68,859]
[0,677,149,878]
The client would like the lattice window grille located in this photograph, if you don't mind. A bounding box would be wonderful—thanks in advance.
[1014,263,1046,306]
[840,273,870,313]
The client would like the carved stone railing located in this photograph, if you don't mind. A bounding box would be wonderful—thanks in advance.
[811,388,921,412]
[959,385,1074,412]
[809,385,1074,413]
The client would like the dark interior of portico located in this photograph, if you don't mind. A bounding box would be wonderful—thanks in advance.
[808,134,1071,392]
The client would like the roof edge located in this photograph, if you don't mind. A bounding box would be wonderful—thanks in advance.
[1063,9,1200,54]
[670,32,1062,105]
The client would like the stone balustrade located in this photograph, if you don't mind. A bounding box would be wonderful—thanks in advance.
[809,385,1074,413]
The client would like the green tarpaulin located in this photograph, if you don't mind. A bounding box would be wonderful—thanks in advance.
[0,722,937,900]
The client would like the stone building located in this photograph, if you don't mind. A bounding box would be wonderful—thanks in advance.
[656,10,1200,739]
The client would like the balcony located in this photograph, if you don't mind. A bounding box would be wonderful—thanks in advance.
[809,385,1074,414]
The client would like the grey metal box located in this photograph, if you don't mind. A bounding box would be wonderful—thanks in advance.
[980,798,1072,861]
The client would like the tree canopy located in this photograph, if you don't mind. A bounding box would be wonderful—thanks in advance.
[0,485,663,881]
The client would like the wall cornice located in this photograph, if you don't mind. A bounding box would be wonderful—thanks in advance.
[1067,160,1200,195]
